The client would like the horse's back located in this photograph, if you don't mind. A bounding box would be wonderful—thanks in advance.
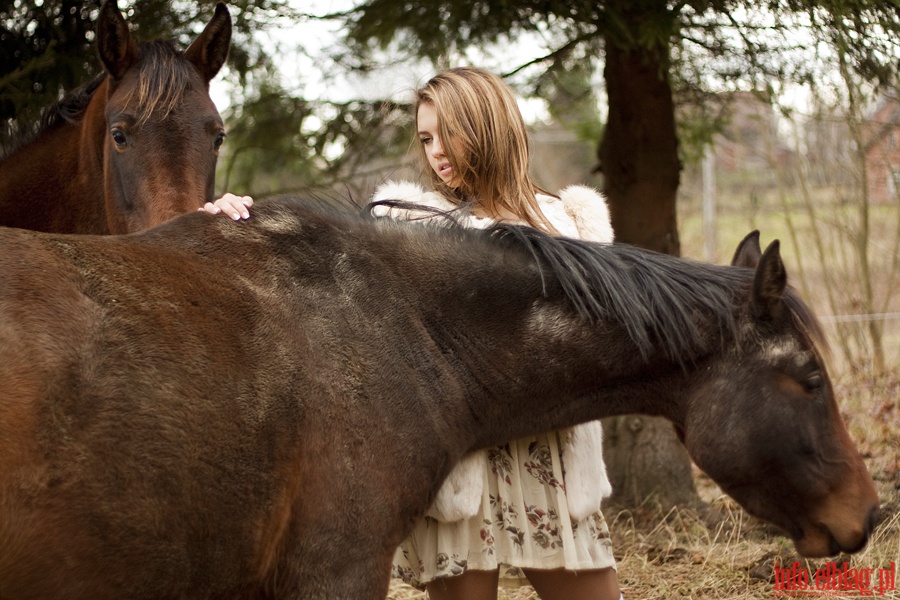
[0,223,304,598]
[0,209,442,598]
[0,228,110,597]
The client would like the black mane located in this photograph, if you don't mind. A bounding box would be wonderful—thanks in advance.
[364,198,750,362]
[487,223,750,362]
[310,197,823,366]
[0,74,105,160]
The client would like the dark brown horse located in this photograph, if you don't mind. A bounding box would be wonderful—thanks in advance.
[0,1,230,234]
[0,197,878,600]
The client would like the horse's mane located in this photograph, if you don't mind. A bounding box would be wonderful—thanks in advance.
[0,74,105,160]
[487,223,751,363]
[365,199,736,362]
[368,199,826,365]
[1,39,201,159]
[42,74,107,129]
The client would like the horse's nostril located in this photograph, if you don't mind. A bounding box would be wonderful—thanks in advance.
[828,532,842,556]
[866,506,880,536]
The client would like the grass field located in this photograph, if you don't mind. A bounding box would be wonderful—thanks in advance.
[387,187,900,600]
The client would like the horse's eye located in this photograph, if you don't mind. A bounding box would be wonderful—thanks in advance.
[802,372,823,393]
[214,132,226,149]
[111,129,127,147]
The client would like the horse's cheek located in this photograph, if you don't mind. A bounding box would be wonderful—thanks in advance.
[685,376,753,478]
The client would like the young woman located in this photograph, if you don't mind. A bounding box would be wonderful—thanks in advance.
[205,66,622,600]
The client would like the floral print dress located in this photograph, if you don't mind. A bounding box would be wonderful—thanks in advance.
[392,432,616,589]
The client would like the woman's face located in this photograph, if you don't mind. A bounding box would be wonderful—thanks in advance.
[417,102,458,188]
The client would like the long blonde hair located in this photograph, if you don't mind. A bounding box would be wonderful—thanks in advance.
[415,67,558,234]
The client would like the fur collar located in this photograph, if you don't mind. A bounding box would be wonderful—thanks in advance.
[371,180,614,244]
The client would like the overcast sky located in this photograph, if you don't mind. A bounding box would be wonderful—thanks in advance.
[208,0,569,122]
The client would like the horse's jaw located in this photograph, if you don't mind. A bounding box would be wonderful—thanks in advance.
[708,478,878,558]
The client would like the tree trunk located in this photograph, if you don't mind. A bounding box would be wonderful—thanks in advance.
[599,41,681,254]
[598,36,698,509]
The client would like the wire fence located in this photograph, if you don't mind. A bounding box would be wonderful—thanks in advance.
[819,312,900,323]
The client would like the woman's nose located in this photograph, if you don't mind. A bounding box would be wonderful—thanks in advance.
[431,136,444,156]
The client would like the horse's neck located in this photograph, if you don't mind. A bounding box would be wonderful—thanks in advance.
[414,260,700,453]
[471,310,692,449]
[0,100,107,234]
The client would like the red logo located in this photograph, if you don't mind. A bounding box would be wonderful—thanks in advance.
[773,561,896,597]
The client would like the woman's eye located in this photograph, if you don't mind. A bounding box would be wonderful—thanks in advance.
[420,137,432,145]
[111,130,127,147]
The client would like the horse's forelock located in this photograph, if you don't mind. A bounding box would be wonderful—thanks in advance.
[123,41,199,125]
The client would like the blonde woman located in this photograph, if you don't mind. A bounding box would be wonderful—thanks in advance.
[206,67,621,600]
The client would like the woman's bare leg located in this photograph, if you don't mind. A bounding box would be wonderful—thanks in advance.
[522,567,620,600]
[425,569,500,600]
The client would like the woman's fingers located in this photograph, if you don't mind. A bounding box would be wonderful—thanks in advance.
[199,193,254,219]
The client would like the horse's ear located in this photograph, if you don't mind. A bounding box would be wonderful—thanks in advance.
[751,240,787,320]
[184,3,232,84]
[731,230,762,268]
[96,0,139,81]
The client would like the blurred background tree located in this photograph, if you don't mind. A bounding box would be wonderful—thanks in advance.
[0,0,411,193]
[1,1,285,141]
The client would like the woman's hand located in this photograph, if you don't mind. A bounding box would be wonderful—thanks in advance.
[200,193,254,220]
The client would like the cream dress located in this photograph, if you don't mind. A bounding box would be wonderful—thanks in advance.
[372,181,617,590]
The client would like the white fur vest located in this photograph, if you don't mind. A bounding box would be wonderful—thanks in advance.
[371,180,614,521]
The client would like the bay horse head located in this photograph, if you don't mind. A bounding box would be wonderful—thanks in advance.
[93,0,231,233]
[678,231,878,557]
[0,0,231,234]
